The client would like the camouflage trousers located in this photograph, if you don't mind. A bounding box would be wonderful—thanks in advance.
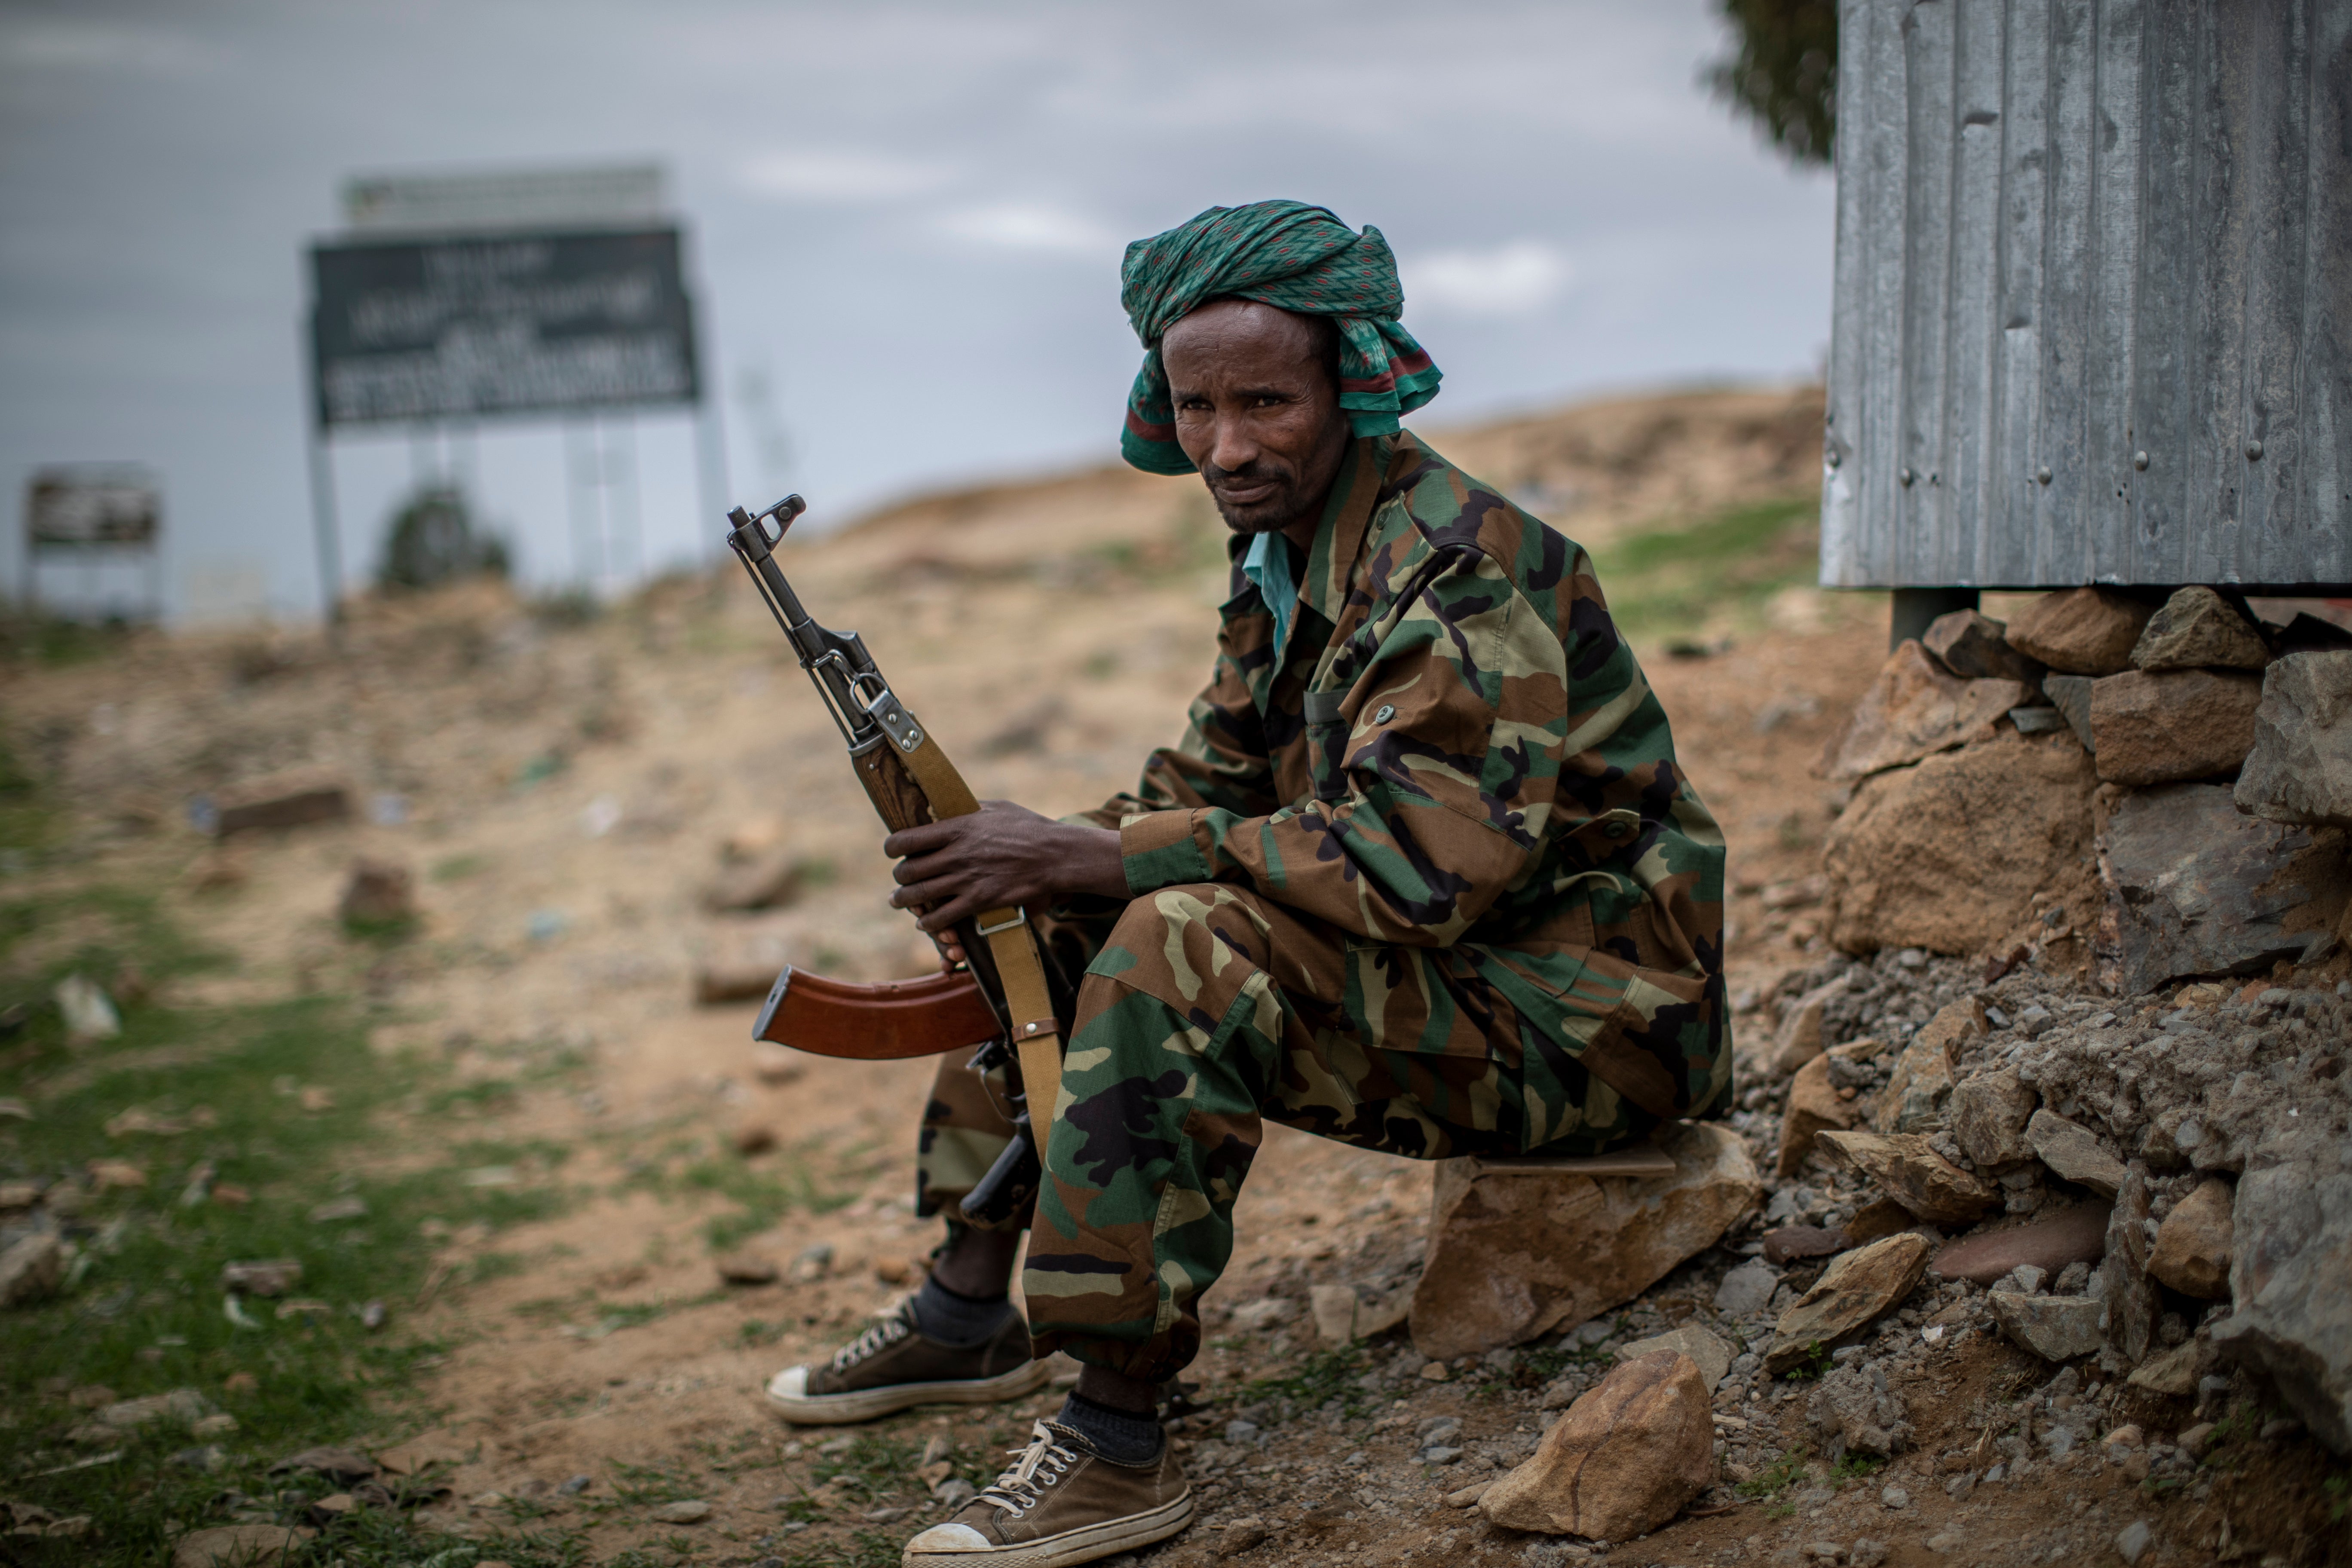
[915,884,1676,1383]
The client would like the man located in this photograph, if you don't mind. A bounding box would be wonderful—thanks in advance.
[765,200,1730,1568]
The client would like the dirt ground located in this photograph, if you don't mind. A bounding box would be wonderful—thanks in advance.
[6,386,2338,1566]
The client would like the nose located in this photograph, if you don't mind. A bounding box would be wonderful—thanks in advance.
[1205,410,1262,477]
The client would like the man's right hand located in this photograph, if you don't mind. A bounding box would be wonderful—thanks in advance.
[885,801,1128,964]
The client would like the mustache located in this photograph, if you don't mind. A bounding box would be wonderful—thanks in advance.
[1201,458,1287,488]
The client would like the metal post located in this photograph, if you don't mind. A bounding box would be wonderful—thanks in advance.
[305,427,344,631]
[612,414,641,585]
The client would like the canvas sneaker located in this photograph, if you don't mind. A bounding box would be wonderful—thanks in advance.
[900,1419,1193,1568]
[766,1298,1048,1424]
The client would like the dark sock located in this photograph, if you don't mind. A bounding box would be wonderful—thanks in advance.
[1055,1393,1163,1464]
[910,1274,1014,1348]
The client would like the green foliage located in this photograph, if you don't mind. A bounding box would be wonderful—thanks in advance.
[1831,1451,1884,1481]
[377,485,509,592]
[1779,1341,1835,1381]
[1588,493,1842,639]
[1706,0,1839,166]
[1736,1448,1808,1503]
[1238,1343,1370,1420]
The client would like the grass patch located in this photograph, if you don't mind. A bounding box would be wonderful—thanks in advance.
[1237,1344,1370,1421]
[1737,1447,1808,1508]
[1831,1451,1884,1482]
[1587,493,1826,637]
[616,1143,857,1253]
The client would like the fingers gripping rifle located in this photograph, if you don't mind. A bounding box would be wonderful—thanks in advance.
[725,495,1059,1228]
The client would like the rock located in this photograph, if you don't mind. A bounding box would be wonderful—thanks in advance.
[1442,1480,1492,1509]
[693,963,781,1005]
[91,1388,214,1433]
[1713,1259,1779,1319]
[2131,587,2271,672]
[55,973,123,1040]
[2010,706,2070,735]
[2114,1519,2153,1565]
[1764,1234,1933,1374]
[1988,1292,2104,1360]
[337,859,414,926]
[1769,980,1844,1073]
[732,1124,778,1156]
[0,1231,64,1306]
[2088,669,2265,785]
[2126,1340,2207,1397]
[267,1446,377,1483]
[2211,1158,2352,1453]
[650,1500,710,1523]
[1777,1056,1860,1176]
[2177,1421,2217,1459]
[750,1041,806,1086]
[1614,1325,1734,1393]
[213,771,352,837]
[1923,609,2042,683]
[1851,1541,1890,1568]
[1841,1199,1918,1245]
[173,1525,318,1567]
[701,851,808,914]
[307,1196,366,1223]
[2044,674,2096,750]
[1816,641,2031,783]
[790,1243,834,1283]
[1763,1226,1847,1264]
[2234,652,2352,827]
[1305,1282,1410,1345]
[190,1414,238,1438]
[1874,1000,1984,1135]
[714,1253,779,1286]
[1809,1361,1911,1458]
[2025,1112,2128,1197]
[1409,1123,1759,1360]
[220,1259,302,1297]
[1930,1203,2110,1284]
[1479,1350,1714,1540]
[2006,588,2156,676]
[1815,1132,1999,1225]
[2101,1173,2157,1365]
[2093,782,2350,995]
[1824,730,2098,957]
[2147,1178,2233,1298]
[1950,1067,2037,1167]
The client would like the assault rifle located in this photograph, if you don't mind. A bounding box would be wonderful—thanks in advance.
[724,494,1061,1228]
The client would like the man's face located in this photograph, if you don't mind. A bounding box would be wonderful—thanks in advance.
[1161,299,1353,536]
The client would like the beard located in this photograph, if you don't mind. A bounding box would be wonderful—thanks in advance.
[1199,458,1311,535]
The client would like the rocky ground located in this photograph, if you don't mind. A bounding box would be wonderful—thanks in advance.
[3,385,2349,1567]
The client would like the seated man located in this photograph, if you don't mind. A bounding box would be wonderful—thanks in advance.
[766,199,1731,1568]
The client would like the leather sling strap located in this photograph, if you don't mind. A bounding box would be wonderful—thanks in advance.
[896,734,1065,1165]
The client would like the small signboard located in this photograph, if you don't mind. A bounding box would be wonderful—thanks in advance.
[27,467,160,548]
[309,227,699,427]
[343,163,664,235]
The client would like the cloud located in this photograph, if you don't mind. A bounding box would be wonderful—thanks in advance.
[0,19,227,77]
[738,148,950,203]
[934,201,1121,258]
[1403,241,1572,317]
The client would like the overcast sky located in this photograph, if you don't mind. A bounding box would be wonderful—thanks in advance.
[0,0,1834,622]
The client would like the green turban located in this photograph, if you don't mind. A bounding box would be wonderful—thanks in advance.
[1118,200,1442,475]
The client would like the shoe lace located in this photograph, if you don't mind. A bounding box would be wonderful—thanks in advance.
[977,1422,1080,1519]
[827,1304,914,1373]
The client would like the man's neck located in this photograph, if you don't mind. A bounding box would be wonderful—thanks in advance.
[1276,507,1323,556]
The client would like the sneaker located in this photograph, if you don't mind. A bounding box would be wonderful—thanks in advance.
[766,1299,1048,1425]
[900,1420,1193,1568]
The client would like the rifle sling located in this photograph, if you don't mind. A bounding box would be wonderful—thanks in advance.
[896,732,1066,1164]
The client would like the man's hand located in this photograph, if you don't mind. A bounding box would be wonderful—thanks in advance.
[886,802,1127,965]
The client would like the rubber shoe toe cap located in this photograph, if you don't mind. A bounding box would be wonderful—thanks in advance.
[904,1522,992,1553]
[766,1365,811,1402]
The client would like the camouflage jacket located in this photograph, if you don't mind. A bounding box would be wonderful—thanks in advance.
[1078,431,1732,1124]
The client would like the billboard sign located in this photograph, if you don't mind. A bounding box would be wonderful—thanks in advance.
[27,467,160,548]
[342,163,664,235]
[309,227,698,428]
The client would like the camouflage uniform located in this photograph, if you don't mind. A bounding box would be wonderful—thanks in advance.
[917,432,1730,1383]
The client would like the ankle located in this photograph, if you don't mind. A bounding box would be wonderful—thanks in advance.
[1055,1392,1163,1464]
[910,1273,1016,1348]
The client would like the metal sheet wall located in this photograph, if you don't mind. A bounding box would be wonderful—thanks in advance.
[1820,0,2352,591]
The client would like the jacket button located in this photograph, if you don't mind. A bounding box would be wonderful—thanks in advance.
[1603,821,1628,839]
[1372,704,1396,725]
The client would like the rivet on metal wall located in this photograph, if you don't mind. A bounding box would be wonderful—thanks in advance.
[2133,450,2150,471]
[2036,466,2053,485]
[2245,440,2264,460]
[1899,466,1915,487]
[1826,448,1842,469]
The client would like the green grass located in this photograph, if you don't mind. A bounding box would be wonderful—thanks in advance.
[1587,493,1832,638]
[1236,1344,1370,1421]
[617,1142,858,1253]
[1736,1447,1808,1508]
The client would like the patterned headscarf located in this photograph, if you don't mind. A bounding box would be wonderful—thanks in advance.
[1118,200,1442,475]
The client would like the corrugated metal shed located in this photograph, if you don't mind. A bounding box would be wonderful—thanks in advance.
[1820,0,2352,592]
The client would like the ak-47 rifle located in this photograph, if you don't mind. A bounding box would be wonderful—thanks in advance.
[725,494,1060,1228]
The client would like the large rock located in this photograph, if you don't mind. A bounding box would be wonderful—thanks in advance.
[1924,609,2043,683]
[1931,1202,2110,1284]
[0,1231,64,1306]
[1776,1054,1860,1177]
[1764,1233,1932,1374]
[2026,1111,2129,1197]
[1989,1292,2105,1361]
[1615,1325,1735,1393]
[1950,1066,2038,1167]
[1409,1124,1759,1360]
[212,771,351,837]
[2101,1173,2157,1364]
[1479,1350,1714,1541]
[1815,1131,1999,1225]
[1824,730,2098,956]
[2130,587,2272,672]
[2006,588,2156,676]
[2212,1158,2352,1453]
[2093,783,2350,994]
[1713,1258,1780,1319]
[1767,979,1844,1073]
[1809,1360,1912,1458]
[2088,669,2264,785]
[2045,674,2096,750]
[2147,1178,2233,1299]
[1817,641,2030,784]
[1873,1000,1984,1135]
[2234,652,2352,828]
[337,859,414,925]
